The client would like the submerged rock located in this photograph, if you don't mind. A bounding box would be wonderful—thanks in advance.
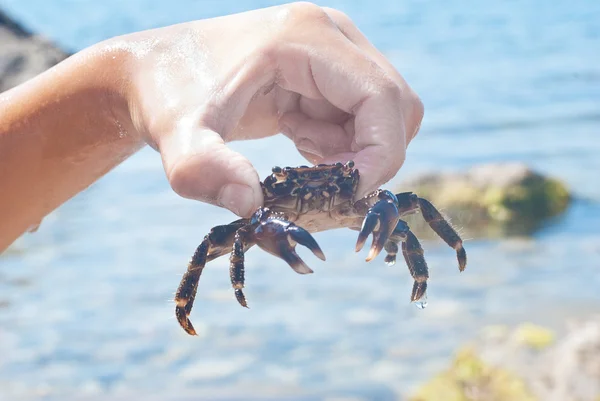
[0,8,69,92]
[410,346,536,401]
[397,162,571,237]
[412,317,600,401]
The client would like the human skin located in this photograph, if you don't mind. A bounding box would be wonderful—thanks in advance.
[0,2,423,252]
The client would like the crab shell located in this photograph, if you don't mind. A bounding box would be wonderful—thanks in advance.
[261,161,369,232]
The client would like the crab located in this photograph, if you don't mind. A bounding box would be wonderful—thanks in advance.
[175,161,467,335]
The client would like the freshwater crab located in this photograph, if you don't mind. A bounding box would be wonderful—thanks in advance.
[175,161,467,335]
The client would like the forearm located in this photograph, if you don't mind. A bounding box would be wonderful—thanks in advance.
[0,43,142,251]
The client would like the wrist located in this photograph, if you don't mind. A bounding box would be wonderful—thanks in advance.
[76,38,142,146]
[91,33,167,150]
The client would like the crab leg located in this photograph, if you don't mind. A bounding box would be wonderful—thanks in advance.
[395,192,467,272]
[383,241,399,266]
[402,231,429,302]
[382,219,410,266]
[175,220,247,336]
[229,225,257,308]
[381,220,429,302]
[417,197,467,272]
[355,190,400,262]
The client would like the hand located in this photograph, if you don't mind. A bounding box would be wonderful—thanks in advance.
[113,2,424,217]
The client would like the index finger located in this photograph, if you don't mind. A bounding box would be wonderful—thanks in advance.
[322,7,424,145]
[277,27,414,198]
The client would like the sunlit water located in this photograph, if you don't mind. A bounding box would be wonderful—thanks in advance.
[1,0,599,399]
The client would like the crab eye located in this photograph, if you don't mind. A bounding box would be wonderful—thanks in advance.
[381,190,397,200]
[251,208,270,224]
[250,210,262,224]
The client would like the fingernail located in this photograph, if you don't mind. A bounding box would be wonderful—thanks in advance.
[296,138,323,158]
[218,183,257,217]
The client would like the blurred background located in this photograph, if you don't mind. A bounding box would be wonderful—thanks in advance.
[0,0,599,400]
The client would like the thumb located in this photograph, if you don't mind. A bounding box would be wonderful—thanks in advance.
[158,125,263,217]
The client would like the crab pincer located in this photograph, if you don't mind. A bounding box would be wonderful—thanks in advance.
[355,190,401,261]
[253,209,326,274]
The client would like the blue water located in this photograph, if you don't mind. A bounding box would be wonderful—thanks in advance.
[1,0,599,400]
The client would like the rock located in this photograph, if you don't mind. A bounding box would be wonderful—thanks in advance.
[0,8,70,92]
[397,162,571,237]
[410,346,536,401]
[480,318,600,401]
[511,322,556,350]
[412,317,600,401]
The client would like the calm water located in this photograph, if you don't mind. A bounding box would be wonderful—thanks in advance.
[1,0,599,400]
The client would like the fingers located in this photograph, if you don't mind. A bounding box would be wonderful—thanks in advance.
[322,7,424,144]
[139,2,423,213]
[280,107,407,200]
[279,111,353,161]
[274,5,423,196]
[158,121,263,217]
[276,17,420,198]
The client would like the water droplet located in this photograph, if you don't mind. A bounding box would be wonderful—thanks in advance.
[414,300,428,309]
[385,259,396,267]
[27,220,42,233]
[413,293,428,309]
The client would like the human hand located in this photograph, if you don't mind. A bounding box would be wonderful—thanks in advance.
[111,2,424,217]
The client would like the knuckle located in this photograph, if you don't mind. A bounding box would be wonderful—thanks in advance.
[322,7,354,28]
[377,75,403,100]
[403,88,425,139]
[412,94,425,125]
[267,2,335,57]
[356,59,399,98]
[286,2,327,18]
[167,163,195,199]
[254,40,280,74]
[279,2,334,30]
[361,58,399,93]
[377,78,423,126]
[163,136,222,200]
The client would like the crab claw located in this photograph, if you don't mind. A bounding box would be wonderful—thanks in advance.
[288,226,326,261]
[355,212,378,253]
[254,218,325,275]
[355,191,400,262]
